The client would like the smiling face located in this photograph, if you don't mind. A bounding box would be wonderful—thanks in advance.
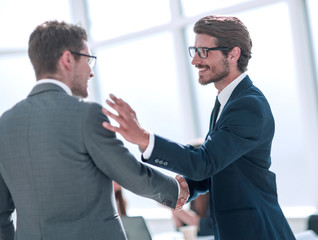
[70,41,95,98]
[191,34,230,86]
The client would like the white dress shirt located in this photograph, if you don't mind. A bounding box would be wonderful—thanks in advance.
[36,79,72,96]
[216,72,246,121]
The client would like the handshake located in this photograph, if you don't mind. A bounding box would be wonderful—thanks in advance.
[175,175,190,210]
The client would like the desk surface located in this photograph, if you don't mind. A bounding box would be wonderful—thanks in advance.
[153,232,214,240]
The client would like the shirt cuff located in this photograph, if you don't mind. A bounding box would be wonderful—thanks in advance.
[142,132,154,160]
[175,178,180,195]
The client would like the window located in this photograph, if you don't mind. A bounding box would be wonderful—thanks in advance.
[306,0,318,85]
[0,0,71,49]
[0,0,71,115]
[87,0,171,41]
[0,55,35,114]
[181,0,256,16]
[238,3,312,206]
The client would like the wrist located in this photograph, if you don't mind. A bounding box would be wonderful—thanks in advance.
[139,131,150,151]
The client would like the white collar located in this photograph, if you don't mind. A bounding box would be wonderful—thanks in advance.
[218,73,246,107]
[36,79,72,96]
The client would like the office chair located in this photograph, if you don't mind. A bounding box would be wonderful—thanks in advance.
[308,214,318,235]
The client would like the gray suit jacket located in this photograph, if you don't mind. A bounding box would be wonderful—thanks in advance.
[0,83,178,240]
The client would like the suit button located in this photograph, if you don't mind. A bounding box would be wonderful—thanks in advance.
[155,159,160,163]
[163,162,168,166]
[162,200,172,206]
[159,160,163,165]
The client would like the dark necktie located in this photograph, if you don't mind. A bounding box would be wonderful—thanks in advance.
[210,96,220,131]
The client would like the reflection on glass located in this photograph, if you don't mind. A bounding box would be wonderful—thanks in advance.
[181,0,254,17]
[87,0,171,41]
[0,0,71,49]
[185,2,311,206]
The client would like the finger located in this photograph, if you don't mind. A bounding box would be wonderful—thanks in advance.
[106,99,132,120]
[110,94,126,106]
[175,198,186,210]
[175,174,182,180]
[105,99,119,112]
[109,93,118,102]
[102,107,129,131]
[109,94,126,108]
[180,182,187,188]
[176,175,188,188]
[101,107,108,115]
[176,175,184,183]
[102,121,120,133]
[109,94,136,115]
[179,198,186,205]
[102,107,119,121]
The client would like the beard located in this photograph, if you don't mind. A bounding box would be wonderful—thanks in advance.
[198,57,230,86]
[71,73,89,98]
[72,88,88,98]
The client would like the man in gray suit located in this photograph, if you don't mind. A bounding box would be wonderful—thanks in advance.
[0,21,189,240]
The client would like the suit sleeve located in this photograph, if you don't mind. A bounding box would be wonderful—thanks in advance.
[0,173,15,240]
[185,177,209,202]
[143,94,273,181]
[82,103,178,208]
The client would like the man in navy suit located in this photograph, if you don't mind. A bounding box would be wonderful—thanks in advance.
[102,15,295,240]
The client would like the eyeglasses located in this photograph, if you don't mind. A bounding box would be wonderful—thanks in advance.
[188,46,231,59]
[70,51,97,69]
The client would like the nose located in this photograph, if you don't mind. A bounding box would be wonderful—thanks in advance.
[191,53,201,65]
[90,71,94,78]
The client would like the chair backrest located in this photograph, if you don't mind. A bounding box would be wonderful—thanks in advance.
[295,230,317,240]
[308,214,318,235]
[120,216,152,240]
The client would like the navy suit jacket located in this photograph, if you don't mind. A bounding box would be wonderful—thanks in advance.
[143,76,295,240]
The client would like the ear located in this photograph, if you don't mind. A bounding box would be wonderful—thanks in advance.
[59,50,73,71]
[228,47,241,63]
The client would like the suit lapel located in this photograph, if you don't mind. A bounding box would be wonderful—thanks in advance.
[218,76,253,121]
[227,75,253,103]
[206,75,253,137]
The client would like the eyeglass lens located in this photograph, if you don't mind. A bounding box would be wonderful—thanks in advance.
[88,58,96,68]
[189,47,208,59]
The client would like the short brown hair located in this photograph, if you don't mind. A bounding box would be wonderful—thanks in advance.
[28,20,87,79]
[193,15,252,72]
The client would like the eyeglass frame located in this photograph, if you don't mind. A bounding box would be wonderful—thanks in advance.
[70,51,97,68]
[188,46,232,59]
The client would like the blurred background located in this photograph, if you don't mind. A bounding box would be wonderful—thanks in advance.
[1,0,318,235]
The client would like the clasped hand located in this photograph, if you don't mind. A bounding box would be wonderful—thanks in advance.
[175,175,190,210]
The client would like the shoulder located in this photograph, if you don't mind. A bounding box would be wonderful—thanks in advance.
[227,81,272,117]
[79,99,102,113]
[79,100,115,137]
[0,98,29,124]
[64,98,102,116]
[75,100,108,123]
[219,84,274,134]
